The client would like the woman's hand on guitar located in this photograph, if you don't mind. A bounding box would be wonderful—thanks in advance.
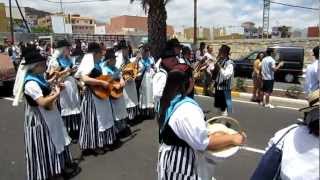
[113,83,121,89]
[231,132,247,146]
[70,66,78,73]
[58,83,65,91]
[53,84,63,95]
[120,78,125,87]
[101,81,109,89]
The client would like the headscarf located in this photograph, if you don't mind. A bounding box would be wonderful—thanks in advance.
[12,62,37,106]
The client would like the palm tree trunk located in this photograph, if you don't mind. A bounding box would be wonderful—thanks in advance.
[148,2,167,60]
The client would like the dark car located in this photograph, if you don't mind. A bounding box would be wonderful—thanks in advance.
[234,46,304,83]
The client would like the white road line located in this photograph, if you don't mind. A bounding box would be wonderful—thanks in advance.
[1,97,14,101]
[195,95,299,110]
[276,106,299,111]
[232,99,259,105]
[241,146,266,154]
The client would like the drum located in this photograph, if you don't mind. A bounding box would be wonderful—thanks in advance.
[205,116,242,162]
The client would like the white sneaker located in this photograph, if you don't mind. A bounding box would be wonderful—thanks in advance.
[265,104,275,109]
[221,110,228,116]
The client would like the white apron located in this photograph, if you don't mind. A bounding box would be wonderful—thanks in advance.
[92,95,115,132]
[123,80,139,108]
[59,76,81,116]
[110,96,128,121]
[38,106,71,154]
[139,68,155,109]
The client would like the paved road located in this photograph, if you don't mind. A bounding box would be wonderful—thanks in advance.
[0,94,301,180]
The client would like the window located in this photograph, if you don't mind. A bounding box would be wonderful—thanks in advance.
[248,52,258,62]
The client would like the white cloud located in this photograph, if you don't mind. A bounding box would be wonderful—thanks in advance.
[1,0,318,30]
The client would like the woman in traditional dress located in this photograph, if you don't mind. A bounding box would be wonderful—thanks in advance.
[75,42,117,154]
[157,65,246,180]
[100,48,131,137]
[117,40,139,120]
[47,40,81,142]
[137,45,156,117]
[13,50,78,180]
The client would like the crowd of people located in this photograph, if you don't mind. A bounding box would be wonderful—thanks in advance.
[7,36,319,180]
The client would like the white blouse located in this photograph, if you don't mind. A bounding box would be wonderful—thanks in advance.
[168,102,209,151]
[267,124,319,180]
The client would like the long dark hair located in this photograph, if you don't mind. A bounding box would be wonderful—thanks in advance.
[158,70,190,127]
[256,52,265,61]
[217,44,231,61]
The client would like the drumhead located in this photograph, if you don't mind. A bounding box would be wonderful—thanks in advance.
[206,123,240,161]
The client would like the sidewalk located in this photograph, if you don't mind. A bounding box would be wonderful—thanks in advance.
[194,86,308,109]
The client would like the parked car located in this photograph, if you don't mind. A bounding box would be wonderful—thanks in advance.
[234,46,304,83]
[0,53,16,95]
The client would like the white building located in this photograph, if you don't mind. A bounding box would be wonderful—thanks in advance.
[51,15,72,34]
[94,24,106,35]
[225,26,244,35]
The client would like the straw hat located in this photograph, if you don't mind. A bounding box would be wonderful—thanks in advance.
[299,89,320,113]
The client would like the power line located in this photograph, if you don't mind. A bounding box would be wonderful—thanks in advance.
[39,0,111,4]
[270,1,320,11]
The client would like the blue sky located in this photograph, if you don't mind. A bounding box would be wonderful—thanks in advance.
[1,0,319,31]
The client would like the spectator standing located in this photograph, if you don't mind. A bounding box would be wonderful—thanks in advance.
[304,46,319,95]
[195,42,206,62]
[251,52,265,103]
[261,48,284,108]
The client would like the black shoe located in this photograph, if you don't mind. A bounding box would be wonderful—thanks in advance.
[62,163,81,179]
[118,126,132,139]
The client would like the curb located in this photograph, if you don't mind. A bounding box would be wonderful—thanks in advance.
[194,86,307,105]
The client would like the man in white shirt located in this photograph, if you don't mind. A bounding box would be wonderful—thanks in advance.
[261,48,284,108]
[304,46,319,95]
[195,42,206,62]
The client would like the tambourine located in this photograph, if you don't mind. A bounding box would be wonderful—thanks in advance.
[205,116,243,162]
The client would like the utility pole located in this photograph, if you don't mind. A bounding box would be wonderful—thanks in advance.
[193,0,197,46]
[15,0,30,33]
[262,0,270,39]
[9,0,14,43]
[60,0,66,35]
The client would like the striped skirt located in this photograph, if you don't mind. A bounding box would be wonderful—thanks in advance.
[115,119,128,134]
[24,105,72,180]
[127,106,139,120]
[79,89,117,150]
[139,108,155,118]
[62,114,81,141]
[158,144,200,180]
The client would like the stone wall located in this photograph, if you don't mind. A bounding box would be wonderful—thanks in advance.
[207,38,319,65]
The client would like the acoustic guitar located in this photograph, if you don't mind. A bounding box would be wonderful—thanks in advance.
[90,75,123,99]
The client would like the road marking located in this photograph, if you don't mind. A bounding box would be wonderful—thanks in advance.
[195,95,300,111]
[1,97,14,101]
[241,146,265,154]
[276,106,299,111]
[232,99,258,105]
[297,118,304,122]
